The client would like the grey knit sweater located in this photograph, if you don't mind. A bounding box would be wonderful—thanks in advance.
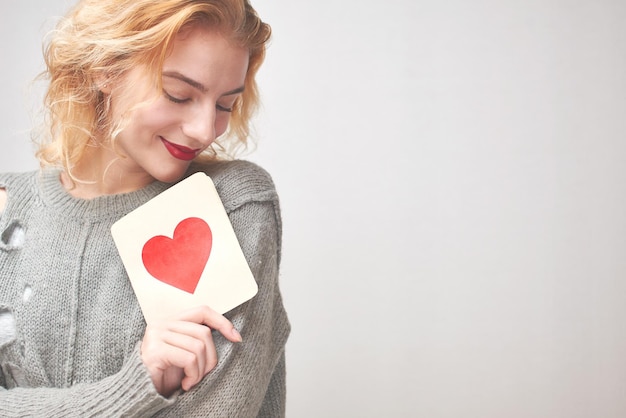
[0,160,290,417]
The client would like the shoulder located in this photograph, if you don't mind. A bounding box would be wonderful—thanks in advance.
[0,188,5,213]
[0,171,37,186]
[187,160,278,213]
[0,171,38,212]
[0,171,39,190]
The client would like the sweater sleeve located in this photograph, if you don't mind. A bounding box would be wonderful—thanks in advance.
[153,198,291,418]
[0,345,175,417]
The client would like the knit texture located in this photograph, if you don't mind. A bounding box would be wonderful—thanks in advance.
[0,160,290,417]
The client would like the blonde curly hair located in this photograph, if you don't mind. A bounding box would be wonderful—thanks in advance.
[37,0,271,170]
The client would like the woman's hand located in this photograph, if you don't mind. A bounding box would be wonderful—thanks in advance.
[140,306,242,397]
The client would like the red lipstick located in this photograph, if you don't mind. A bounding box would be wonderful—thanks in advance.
[161,138,199,161]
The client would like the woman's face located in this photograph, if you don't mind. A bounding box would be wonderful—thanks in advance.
[107,26,249,185]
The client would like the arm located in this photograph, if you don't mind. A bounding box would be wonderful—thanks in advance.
[0,188,6,213]
[153,199,290,418]
[0,345,173,417]
[0,298,242,417]
[0,308,242,416]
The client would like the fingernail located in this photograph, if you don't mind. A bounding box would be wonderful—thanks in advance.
[232,328,242,342]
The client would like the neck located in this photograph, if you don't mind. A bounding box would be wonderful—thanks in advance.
[61,147,154,199]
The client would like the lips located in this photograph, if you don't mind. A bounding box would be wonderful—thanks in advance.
[161,137,200,161]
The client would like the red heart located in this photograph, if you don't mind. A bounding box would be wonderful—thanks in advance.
[141,217,212,294]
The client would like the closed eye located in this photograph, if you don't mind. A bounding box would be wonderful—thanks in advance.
[164,90,190,104]
[216,103,233,113]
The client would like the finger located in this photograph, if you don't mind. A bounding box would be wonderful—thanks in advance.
[164,322,218,374]
[176,337,216,391]
[161,329,207,381]
[155,342,203,389]
[176,306,242,343]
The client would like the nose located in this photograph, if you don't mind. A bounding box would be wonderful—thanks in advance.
[182,106,216,146]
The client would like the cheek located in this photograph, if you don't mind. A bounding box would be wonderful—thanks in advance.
[129,104,175,132]
[215,114,231,137]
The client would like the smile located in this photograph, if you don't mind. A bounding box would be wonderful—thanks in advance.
[161,137,200,161]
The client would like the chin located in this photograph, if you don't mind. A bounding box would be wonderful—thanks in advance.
[151,167,189,184]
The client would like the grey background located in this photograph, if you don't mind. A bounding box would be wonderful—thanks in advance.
[2,0,626,417]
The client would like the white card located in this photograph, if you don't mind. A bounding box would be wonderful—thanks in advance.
[111,172,258,324]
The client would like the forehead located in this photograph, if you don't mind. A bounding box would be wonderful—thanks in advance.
[162,26,249,88]
[171,22,246,60]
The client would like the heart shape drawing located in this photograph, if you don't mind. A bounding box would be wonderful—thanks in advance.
[141,217,212,294]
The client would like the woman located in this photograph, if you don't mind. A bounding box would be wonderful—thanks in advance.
[0,0,290,416]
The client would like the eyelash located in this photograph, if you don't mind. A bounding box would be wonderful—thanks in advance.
[164,91,190,104]
[164,91,233,112]
[216,104,233,113]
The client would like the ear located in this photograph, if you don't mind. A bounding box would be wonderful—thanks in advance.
[94,73,112,94]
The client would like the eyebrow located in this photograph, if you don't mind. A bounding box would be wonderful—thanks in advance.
[162,71,245,96]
